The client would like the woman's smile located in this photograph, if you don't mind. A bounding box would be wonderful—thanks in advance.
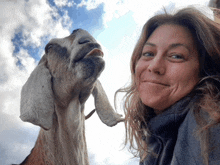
[140,79,170,86]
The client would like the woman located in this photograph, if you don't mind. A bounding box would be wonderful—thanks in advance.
[119,7,220,165]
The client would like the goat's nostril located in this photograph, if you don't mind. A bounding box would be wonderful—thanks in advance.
[78,38,91,44]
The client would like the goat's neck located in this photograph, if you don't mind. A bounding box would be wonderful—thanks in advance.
[25,99,88,165]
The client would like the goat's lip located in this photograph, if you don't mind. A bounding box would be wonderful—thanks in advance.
[84,48,104,58]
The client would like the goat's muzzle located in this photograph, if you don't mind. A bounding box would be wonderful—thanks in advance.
[85,48,103,58]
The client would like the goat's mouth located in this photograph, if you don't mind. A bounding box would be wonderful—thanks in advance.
[85,48,104,58]
[74,43,103,63]
[73,45,105,80]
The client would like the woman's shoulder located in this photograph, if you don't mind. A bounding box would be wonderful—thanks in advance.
[173,108,220,164]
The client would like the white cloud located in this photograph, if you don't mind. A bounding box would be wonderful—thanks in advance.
[19,0,72,47]
[54,0,69,7]
[54,0,75,7]
[78,0,130,27]
[78,0,212,27]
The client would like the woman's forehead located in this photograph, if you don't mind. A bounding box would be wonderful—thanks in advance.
[145,24,197,52]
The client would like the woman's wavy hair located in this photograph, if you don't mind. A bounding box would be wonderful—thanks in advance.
[117,7,220,164]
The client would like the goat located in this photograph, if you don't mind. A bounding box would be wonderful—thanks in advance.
[16,29,124,165]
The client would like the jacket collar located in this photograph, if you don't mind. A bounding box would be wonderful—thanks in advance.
[146,94,198,139]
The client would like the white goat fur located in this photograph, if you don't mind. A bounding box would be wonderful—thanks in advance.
[17,29,123,165]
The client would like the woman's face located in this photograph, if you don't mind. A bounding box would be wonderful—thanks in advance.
[135,24,200,114]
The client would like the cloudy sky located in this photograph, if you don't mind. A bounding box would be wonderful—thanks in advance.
[0,0,214,164]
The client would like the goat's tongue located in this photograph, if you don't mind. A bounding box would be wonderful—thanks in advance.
[85,48,104,58]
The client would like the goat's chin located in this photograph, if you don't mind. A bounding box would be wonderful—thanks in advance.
[75,56,105,80]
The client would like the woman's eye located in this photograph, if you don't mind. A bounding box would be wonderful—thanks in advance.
[169,54,186,61]
[142,52,154,57]
[173,55,183,59]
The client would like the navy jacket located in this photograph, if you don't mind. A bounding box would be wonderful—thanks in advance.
[140,96,220,165]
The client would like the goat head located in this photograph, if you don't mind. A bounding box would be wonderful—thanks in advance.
[20,29,123,130]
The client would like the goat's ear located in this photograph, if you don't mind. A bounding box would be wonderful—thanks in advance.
[92,80,124,127]
[20,55,55,130]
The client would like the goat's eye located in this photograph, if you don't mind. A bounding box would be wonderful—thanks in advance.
[47,44,53,50]
[45,44,53,53]
[48,44,53,49]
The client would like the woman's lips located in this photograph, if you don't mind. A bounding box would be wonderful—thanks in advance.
[141,80,170,86]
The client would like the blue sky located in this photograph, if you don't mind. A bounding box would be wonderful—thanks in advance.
[0,0,213,164]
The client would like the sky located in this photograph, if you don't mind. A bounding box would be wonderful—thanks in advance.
[0,0,214,164]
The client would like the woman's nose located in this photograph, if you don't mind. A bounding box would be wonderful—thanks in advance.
[147,56,165,75]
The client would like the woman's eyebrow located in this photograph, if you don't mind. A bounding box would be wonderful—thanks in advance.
[144,42,191,52]
[144,42,156,47]
[168,43,191,52]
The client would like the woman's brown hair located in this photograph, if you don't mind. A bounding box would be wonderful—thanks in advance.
[117,7,220,164]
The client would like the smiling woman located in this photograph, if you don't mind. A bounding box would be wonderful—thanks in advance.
[136,24,200,114]
[117,7,220,165]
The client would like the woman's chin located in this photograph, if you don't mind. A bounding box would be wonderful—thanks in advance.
[141,97,174,114]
